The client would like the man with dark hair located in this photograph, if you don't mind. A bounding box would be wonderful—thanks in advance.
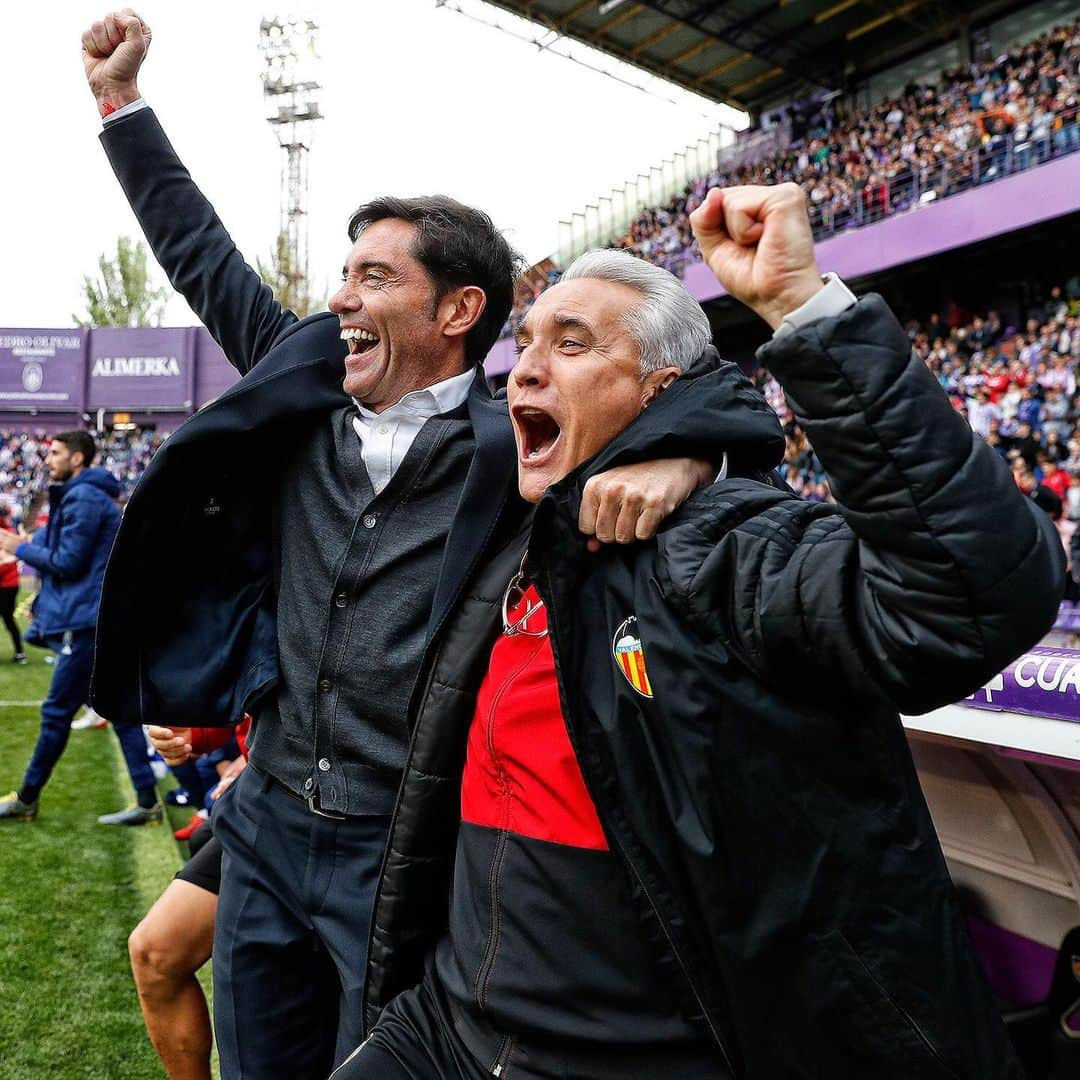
[53,429,97,469]
[81,12,719,1077]
[0,431,161,826]
[347,196,517,369]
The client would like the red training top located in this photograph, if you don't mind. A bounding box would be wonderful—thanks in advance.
[188,715,251,760]
[0,523,19,589]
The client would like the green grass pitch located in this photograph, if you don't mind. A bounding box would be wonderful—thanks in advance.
[0,590,190,1078]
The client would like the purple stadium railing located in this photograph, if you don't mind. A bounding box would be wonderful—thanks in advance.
[806,108,1080,241]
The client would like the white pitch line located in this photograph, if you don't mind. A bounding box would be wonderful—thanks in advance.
[0,700,44,706]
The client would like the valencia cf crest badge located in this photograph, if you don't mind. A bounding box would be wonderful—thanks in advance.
[612,616,653,699]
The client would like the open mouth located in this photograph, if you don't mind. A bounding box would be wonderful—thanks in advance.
[341,327,381,356]
[513,406,562,462]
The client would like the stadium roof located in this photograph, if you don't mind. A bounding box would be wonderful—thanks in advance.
[482,0,1034,113]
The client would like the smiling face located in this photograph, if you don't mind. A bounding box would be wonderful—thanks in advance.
[508,278,680,504]
[328,218,471,411]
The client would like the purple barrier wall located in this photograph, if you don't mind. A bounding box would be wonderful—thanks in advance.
[682,152,1080,302]
[87,327,195,410]
[966,914,1057,1007]
[193,329,241,407]
[957,646,1080,723]
[0,414,90,434]
[0,326,245,424]
[0,329,86,411]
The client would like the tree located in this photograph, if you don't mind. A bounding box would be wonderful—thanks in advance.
[74,236,170,327]
[257,232,322,318]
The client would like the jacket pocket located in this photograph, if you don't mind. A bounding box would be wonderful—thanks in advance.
[805,929,959,1080]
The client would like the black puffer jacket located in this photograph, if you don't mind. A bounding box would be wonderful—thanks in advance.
[362,296,1064,1078]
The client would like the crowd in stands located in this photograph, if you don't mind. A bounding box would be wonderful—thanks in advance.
[508,18,1080,327]
[618,19,1079,261]
[761,278,1080,523]
[0,426,163,525]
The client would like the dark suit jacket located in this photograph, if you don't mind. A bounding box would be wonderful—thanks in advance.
[91,108,521,727]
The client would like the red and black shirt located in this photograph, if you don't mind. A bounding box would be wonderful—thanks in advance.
[435,585,718,1070]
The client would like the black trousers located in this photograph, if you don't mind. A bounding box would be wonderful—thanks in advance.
[0,585,21,654]
[21,629,155,799]
[211,766,390,1079]
[334,956,730,1080]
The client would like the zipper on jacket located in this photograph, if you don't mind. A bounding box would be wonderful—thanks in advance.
[484,639,544,809]
[474,825,509,1012]
[359,533,530,1033]
[490,1034,515,1077]
[611,831,736,1077]
[536,566,739,1080]
[474,639,543,1012]
[358,639,446,1035]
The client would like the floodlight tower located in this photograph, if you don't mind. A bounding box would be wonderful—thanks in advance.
[260,15,323,300]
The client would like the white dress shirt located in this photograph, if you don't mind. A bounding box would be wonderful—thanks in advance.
[352,368,475,494]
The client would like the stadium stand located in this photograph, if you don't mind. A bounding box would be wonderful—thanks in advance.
[2,11,1076,549]
[763,275,1080,502]
[0,426,162,525]
[614,18,1079,253]
[4,5,1079,1079]
[504,16,1079,326]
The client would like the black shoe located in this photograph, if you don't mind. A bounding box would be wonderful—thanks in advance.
[97,803,163,827]
[11,653,26,664]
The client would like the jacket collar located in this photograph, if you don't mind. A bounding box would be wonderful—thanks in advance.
[353,365,475,423]
[426,366,518,637]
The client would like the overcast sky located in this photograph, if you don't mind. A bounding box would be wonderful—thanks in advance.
[2,0,745,328]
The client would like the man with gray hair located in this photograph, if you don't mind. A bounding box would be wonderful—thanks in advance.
[337,185,1060,1078]
[560,248,714,372]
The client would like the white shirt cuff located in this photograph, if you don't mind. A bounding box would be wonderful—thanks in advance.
[103,97,149,125]
[773,273,857,338]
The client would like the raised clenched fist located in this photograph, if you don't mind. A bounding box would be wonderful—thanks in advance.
[689,183,823,330]
[82,9,151,112]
